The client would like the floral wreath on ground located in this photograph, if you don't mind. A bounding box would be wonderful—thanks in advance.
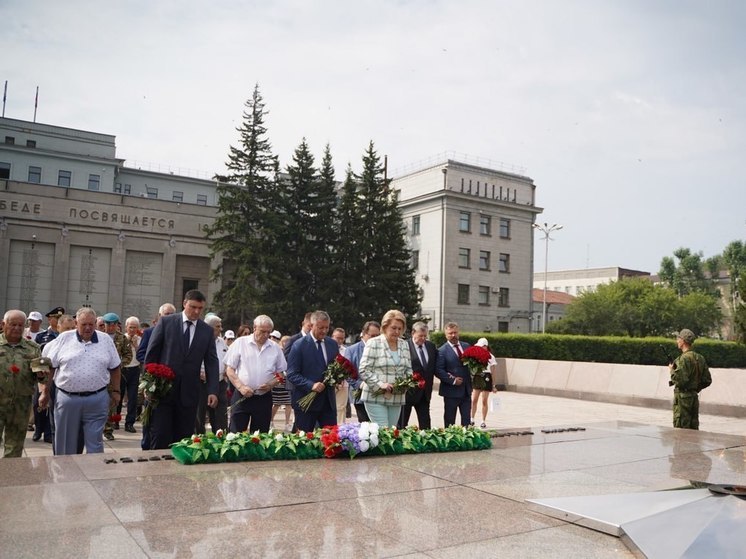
[170,423,492,465]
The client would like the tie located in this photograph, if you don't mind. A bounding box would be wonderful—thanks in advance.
[418,345,427,366]
[316,339,325,364]
[454,343,463,359]
[183,321,192,349]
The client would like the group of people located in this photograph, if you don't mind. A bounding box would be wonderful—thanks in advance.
[0,293,712,459]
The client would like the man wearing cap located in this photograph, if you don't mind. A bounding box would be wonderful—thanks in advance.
[224,330,236,347]
[102,313,132,439]
[35,307,64,346]
[24,312,44,341]
[0,310,48,457]
[669,329,712,430]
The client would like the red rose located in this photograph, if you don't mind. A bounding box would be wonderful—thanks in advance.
[324,448,337,458]
[393,428,400,438]
[251,436,260,443]
[192,436,201,443]
[418,380,426,389]
[306,432,314,440]
[9,364,20,374]
[413,372,423,381]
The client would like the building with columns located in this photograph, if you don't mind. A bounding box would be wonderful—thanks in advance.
[0,117,220,321]
[393,157,542,333]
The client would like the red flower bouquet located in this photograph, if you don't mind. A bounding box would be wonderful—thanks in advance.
[461,345,491,390]
[138,363,176,426]
[372,371,425,396]
[297,354,358,412]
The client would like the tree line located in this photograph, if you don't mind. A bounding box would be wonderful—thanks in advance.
[204,85,421,334]
[547,242,746,342]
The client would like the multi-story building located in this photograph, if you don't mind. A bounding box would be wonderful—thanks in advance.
[0,117,221,321]
[393,157,542,333]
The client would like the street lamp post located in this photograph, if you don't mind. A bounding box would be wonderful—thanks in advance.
[532,222,563,333]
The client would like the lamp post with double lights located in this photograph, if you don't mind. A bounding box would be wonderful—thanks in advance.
[532,222,563,333]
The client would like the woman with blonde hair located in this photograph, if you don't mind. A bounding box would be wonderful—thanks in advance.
[359,310,412,427]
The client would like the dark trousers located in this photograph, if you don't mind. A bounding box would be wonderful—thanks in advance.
[398,391,432,429]
[293,397,337,432]
[120,365,141,427]
[229,391,272,433]
[196,379,228,433]
[443,394,471,427]
[33,385,53,440]
[149,401,197,449]
[354,403,370,422]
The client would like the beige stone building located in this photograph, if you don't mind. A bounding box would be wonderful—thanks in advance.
[393,157,542,333]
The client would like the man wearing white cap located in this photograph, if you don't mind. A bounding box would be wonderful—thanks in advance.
[24,311,44,341]
[224,330,236,347]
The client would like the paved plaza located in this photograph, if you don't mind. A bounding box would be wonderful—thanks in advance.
[2,392,746,557]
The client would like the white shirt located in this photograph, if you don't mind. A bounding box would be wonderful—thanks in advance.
[125,334,141,367]
[223,334,287,395]
[43,330,121,392]
[203,336,229,381]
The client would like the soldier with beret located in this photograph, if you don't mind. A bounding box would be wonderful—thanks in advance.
[102,313,132,439]
[0,310,49,457]
[669,328,712,430]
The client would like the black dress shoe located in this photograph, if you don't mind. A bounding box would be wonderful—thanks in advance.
[43,437,53,444]
[124,424,136,433]
[104,432,115,441]
[32,433,41,442]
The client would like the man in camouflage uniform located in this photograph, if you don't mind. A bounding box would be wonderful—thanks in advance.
[0,310,48,457]
[102,313,132,440]
[669,328,712,430]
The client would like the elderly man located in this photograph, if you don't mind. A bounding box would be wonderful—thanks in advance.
[119,316,142,433]
[195,314,229,434]
[0,310,45,457]
[224,315,287,433]
[39,307,121,455]
[24,311,44,341]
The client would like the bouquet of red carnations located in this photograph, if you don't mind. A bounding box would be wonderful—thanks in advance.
[138,363,176,426]
[461,345,491,390]
[297,354,358,412]
[372,371,426,396]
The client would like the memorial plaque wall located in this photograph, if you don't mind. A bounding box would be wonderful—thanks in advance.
[122,250,163,322]
[66,246,111,313]
[6,240,55,313]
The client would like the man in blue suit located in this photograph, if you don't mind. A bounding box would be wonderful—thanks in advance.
[346,320,380,422]
[145,291,219,449]
[435,321,472,427]
[286,310,339,432]
[398,321,438,429]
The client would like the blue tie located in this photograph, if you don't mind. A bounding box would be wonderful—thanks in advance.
[183,321,192,349]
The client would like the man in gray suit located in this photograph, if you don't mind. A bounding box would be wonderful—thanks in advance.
[145,290,219,449]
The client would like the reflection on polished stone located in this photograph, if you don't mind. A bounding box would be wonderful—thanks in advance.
[1,419,745,557]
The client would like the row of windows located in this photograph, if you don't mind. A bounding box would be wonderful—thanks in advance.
[458,249,510,272]
[411,213,511,238]
[457,284,509,307]
[2,163,210,205]
[4,136,36,148]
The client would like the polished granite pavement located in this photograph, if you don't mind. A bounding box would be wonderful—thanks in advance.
[3,393,746,558]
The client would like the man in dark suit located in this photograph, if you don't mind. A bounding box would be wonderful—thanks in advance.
[435,321,472,427]
[145,291,219,449]
[346,320,381,422]
[398,321,437,429]
[286,310,339,432]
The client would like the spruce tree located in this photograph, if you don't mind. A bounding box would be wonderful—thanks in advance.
[205,84,280,322]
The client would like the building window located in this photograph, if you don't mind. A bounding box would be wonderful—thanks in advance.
[58,170,71,187]
[4,136,14,145]
[479,250,490,271]
[457,283,470,305]
[173,191,184,202]
[196,194,208,206]
[411,249,419,270]
[146,186,158,199]
[498,287,510,307]
[412,215,421,235]
[182,279,199,300]
[497,321,509,333]
[124,184,131,195]
[499,253,510,273]
[88,174,100,191]
[114,183,122,193]
[478,285,490,306]
[499,218,511,239]
[0,162,10,180]
[459,211,471,232]
[28,166,41,183]
[458,247,470,269]
[26,140,36,148]
[479,214,491,236]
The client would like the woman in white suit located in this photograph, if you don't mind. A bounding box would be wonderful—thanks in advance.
[359,309,412,427]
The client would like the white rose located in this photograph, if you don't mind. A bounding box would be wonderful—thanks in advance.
[226,432,237,441]
[369,423,380,434]
[359,425,370,439]
[369,434,379,447]
[275,433,284,441]
[359,440,370,452]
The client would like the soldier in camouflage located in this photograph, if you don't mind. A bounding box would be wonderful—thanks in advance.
[0,310,49,457]
[669,328,712,430]
[102,313,133,440]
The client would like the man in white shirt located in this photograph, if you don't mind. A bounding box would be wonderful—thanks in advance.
[224,315,286,433]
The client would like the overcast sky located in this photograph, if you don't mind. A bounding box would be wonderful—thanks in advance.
[3,0,744,274]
